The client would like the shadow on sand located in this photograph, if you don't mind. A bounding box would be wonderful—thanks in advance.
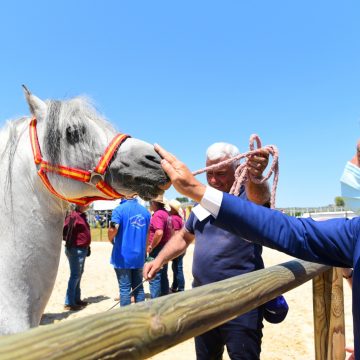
[40,295,110,325]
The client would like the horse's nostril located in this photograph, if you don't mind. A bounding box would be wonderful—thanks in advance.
[145,155,160,164]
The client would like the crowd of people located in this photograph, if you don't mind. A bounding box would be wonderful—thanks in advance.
[62,196,187,309]
[61,138,358,360]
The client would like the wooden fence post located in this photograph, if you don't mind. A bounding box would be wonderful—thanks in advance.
[313,267,345,360]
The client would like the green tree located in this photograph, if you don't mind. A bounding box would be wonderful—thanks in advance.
[334,196,345,207]
[176,196,190,203]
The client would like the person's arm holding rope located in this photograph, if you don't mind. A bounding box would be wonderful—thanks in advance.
[155,143,353,265]
[144,228,194,280]
[246,149,270,205]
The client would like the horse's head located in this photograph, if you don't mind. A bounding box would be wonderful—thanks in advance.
[23,86,170,202]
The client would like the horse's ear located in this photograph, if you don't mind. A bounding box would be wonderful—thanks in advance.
[22,85,47,120]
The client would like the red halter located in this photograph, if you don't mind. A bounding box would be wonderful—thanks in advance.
[29,118,130,206]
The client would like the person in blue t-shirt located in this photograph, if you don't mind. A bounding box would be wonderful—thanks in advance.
[145,142,286,360]
[108,197,150,307]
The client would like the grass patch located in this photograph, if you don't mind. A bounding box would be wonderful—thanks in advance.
[91,227,109,242]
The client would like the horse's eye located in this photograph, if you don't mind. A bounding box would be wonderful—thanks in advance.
[66,125,86,145]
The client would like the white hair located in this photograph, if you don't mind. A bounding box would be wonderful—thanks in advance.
[206,142,240,168]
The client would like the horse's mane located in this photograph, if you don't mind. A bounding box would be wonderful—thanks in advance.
[0,117,28,209]
[44,97,116,164]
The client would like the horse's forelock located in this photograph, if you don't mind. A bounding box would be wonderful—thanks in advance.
[60,97,115,130]
[44,100,62,164]
[43,97,116,165]
[1,96,118,189]
[0,96,118,214]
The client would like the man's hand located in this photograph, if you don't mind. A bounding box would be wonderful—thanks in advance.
[245,149,270,205]
[143,258,162,280]
[154,144,206,203]
[247,149,269,179]
[108,227,118,244]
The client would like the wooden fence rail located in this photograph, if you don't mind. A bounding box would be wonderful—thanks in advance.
[0,260,338,359]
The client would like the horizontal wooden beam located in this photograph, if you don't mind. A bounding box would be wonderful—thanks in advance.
[0,260,329,359]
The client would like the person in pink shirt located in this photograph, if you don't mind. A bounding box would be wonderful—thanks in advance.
[168,199,185,293]
[147,195,172,298]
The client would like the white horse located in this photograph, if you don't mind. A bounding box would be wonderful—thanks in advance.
[0,87,169,334]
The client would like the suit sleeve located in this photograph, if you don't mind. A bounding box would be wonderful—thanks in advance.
[214,192,357,268]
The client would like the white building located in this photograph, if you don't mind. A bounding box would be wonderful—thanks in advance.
[92,197,148,211]
[300,210,356,221]
[92,199,121,211]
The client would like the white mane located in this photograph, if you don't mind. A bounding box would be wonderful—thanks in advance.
[0,117,28,211]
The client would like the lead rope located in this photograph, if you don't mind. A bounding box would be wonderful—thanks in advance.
[192,134,279,208]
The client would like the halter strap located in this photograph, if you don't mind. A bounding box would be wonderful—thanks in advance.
[29,118,130,205]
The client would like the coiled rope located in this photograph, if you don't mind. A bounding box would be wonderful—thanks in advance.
[192,134,279,208]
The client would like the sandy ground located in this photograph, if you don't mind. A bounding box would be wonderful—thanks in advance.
[42,242,354,359]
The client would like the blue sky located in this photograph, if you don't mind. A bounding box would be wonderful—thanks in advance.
[1,1,360,208]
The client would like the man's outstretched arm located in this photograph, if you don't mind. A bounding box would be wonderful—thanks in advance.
[154,143,355,268]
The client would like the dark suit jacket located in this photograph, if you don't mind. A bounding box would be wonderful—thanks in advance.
[214,192,359,357]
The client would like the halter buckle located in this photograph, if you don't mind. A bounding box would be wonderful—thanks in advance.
[89,170,105,185]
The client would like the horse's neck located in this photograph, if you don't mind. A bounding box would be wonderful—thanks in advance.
[0,121,67,333]
[0,118,68,240]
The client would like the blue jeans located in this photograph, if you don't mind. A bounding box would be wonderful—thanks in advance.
[114,268,145,306]
[65,246,88,306]
[171,253,185,291]
[149,245,169,298]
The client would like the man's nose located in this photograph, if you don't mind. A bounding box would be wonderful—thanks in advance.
[208,175,217,185]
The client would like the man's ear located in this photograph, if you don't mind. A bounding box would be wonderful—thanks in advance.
[22,85,47,120]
